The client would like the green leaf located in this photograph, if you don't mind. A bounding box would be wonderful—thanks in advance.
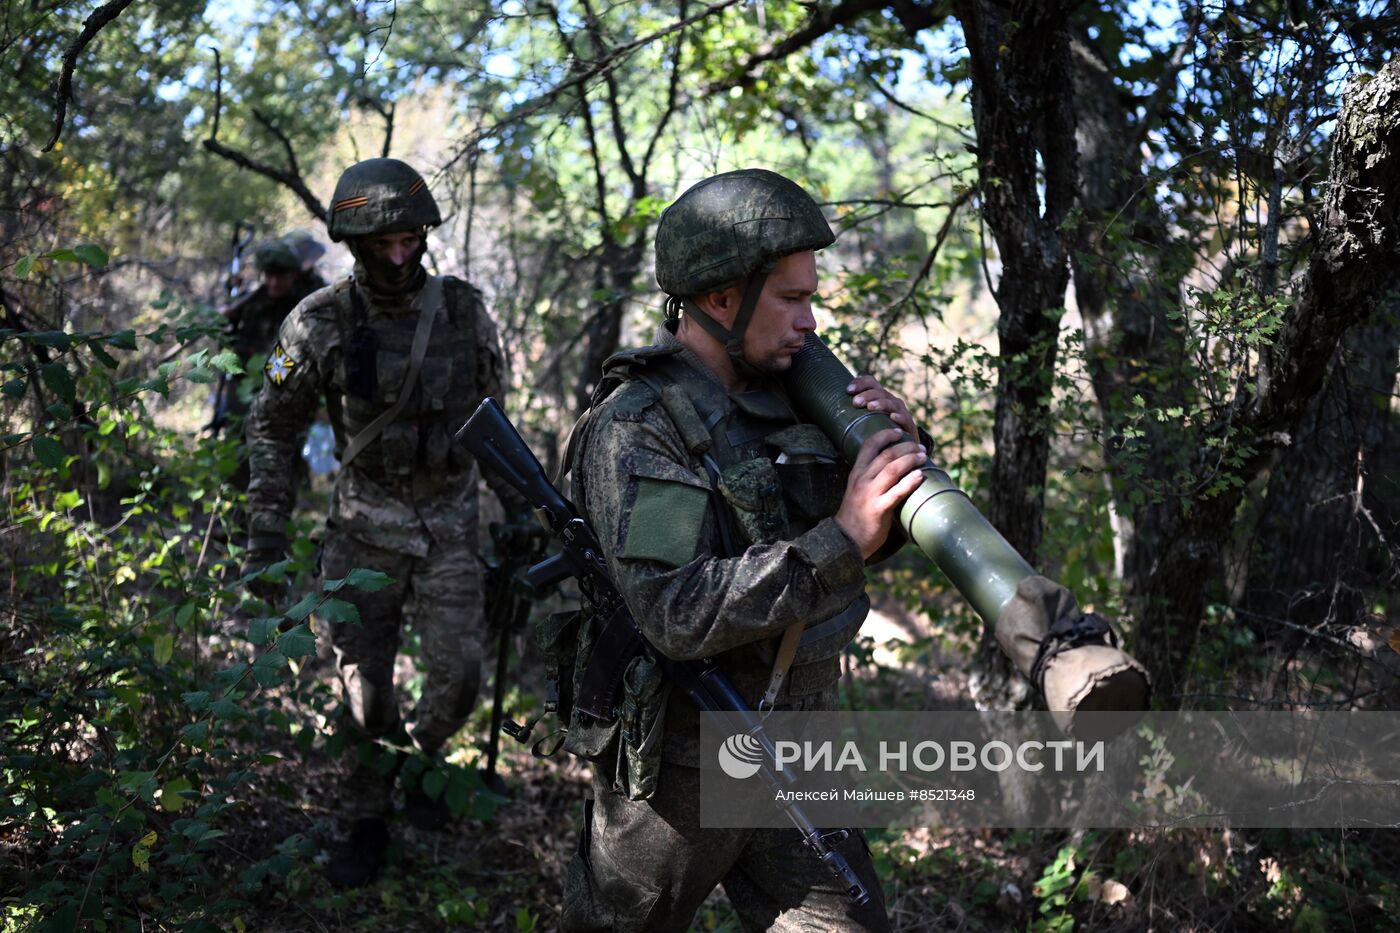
[160,777,193,812]
[210,696,242,719]
[46,247,80,263]
[132,842,151,873]
[153,632,174,665]
[421,768,448,802]
[182,690,212,712]
[344,568,393,593]
[88,342,119,369]
[107,330,138,350]
[251,649,289,686]
[185,365,215,384]
[26,330,72,350]
[315,598,359,625]
[247,616,280,646]
[175,601,197,630]
[31,435,65,469]
[41,363,75,405]
[74,244,109,268]
[282,593,318,621]
[445,771,474,816]
[2,377,24,399]
[277,622,316,658]
[210,350,244,375]
[15,255,34,279]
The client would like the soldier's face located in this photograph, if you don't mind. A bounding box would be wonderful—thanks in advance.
[363,231,423,267]
[741,250,818,372]
[262,269,296,298]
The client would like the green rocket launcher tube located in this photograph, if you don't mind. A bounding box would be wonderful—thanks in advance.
[783,335,1151,730]
[784,335,1032,625]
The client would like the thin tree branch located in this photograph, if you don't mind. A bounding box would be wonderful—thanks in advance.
[867,72,973,138]
[201,48,329,224]
[549,4,614,236]
[579,0,641,189]
[443,0,743,171]
[640,0,688,178]
[43,0,137,151]
[878,187,973,347]
[709,0,950,94]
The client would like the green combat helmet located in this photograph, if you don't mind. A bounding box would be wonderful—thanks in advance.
[281,229,327,270]
[254,239,301,273]
[655,168,835,372]
[326,158,442,242]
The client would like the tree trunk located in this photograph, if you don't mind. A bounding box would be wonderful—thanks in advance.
[1134,62,1400,696]
[1242,308,1400,634]
[954,0,1081,722]
[572,236,647,418]
[1067,32,1196,607]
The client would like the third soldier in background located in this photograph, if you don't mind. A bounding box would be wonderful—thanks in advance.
[220,235,327,423]
[243,158,526,888]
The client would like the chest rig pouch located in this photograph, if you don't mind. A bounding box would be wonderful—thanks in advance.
[336,279,479,481]
[635,363,864,682]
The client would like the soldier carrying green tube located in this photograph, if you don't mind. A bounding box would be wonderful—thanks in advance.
[551,167,1148,931]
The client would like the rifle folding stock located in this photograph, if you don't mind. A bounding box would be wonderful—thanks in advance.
[454,397,871,907]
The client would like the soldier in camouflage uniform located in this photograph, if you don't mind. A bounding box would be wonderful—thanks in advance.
[217,237,327,498]
[244,158,523,888]
[220,237,327,417]
[562,169,929,931]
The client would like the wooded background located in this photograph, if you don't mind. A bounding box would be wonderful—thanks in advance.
[3,1,1399,930]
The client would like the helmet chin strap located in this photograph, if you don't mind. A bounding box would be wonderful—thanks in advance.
[680,270,770,380]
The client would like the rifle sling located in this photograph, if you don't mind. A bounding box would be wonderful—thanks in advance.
[340,275,444,469]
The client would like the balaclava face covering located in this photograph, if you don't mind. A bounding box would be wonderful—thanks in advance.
[349,230,428,301]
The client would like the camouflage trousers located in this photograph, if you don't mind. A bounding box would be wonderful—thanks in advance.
[563,761,890,932]
[320,528,484,819]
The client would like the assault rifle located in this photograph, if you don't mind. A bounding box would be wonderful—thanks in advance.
[208,220,256,434]
[456,397,871,907]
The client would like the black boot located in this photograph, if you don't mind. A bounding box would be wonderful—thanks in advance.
[326,817,390,889]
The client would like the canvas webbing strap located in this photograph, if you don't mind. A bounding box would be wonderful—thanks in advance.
[340,274,444,468]
[761,621,807,711]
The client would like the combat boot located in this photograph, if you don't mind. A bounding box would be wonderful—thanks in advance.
[326,817,390,888]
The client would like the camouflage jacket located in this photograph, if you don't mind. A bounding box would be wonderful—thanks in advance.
[571,322,872,766]
[246,270,517,556]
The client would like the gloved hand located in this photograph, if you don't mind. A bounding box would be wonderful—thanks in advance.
[240,534,289,608]
[995,575,1151,735]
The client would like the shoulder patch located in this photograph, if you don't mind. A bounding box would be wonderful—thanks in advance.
[620,477,709,568]
[265,344,297,385]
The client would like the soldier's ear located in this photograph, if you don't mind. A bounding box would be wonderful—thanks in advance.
[694,285,740,325]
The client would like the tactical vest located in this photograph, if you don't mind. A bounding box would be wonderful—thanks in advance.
[334,277,480,485]
[563,343,870,797]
